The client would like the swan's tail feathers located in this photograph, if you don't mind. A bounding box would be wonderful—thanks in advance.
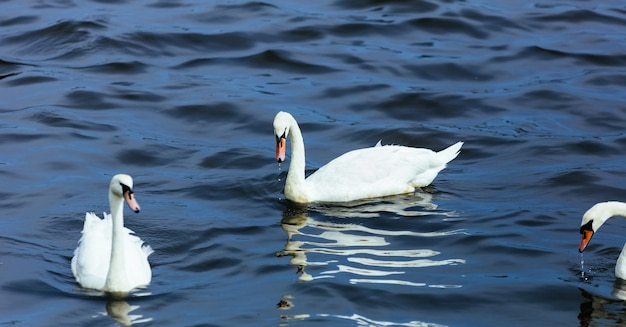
[437,141,463,163]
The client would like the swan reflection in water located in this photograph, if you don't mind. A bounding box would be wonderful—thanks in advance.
[276,193,464,326]
[276,192,467,285]
[95,299,152,326]
[578,279,626,325]
[73,286,153,325]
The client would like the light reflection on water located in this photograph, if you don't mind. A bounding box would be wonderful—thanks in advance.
[278,294,449,327]
[278,296,448,327]
[277,193,466,287]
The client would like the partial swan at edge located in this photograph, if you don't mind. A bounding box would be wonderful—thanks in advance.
[579,201,626,280]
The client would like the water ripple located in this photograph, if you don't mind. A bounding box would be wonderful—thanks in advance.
[4,20,106,59]
[176,49,340,74]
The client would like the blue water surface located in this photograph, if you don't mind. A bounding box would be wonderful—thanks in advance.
[2,1,626,326]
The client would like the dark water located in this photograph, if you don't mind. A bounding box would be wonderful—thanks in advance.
[2,0,626,326]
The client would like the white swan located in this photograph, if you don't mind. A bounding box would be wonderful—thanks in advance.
[273,111,463,203]
[71,174,153,295]
[579,201,626,280]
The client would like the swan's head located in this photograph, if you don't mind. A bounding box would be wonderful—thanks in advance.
[579,202,620,253]
[273,111,293,163]
[110,174,141,213]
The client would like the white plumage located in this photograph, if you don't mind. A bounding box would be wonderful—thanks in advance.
[273,111,463,203]
[579,201,626,280]
[71,174,153,295]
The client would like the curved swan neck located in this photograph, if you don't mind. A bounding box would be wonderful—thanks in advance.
[284,115,308,200]
[607,202,626,280]
[604,202,626,218]
[617,244,626,280]
[588,202,626,230]
[105,191,129,293]
[583,202,626,280]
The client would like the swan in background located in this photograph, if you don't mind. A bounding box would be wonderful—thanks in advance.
[71,174,153,296]
[273,111,463,203]
[579,201,626,280]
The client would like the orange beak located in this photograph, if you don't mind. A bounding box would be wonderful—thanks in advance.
[276,136,286,163]
[124,190,141,213]
[579,229,593,253]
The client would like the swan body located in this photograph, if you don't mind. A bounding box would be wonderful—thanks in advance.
[71,174,153,295]
[273,111,463,203]
[579,201,626,280]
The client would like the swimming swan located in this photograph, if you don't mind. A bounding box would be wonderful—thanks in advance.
[71,174,153,295]
[579,201,626,280]
[273,111,463,203]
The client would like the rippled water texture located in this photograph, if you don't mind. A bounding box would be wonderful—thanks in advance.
[2,0,626,326]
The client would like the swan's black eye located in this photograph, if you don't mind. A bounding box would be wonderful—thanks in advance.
[120,183,134,197]
[276,131,286,144]
[280,129,287,139]
[580,220,593,235]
